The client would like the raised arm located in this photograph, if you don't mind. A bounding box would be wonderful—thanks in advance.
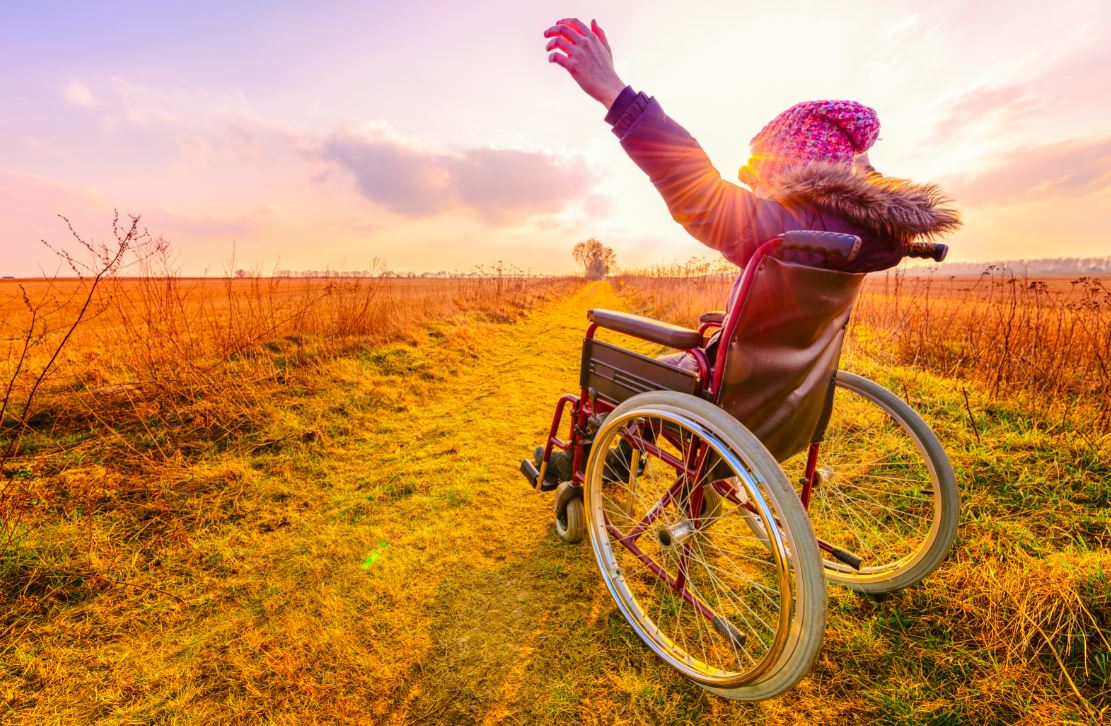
[543,18,790,267]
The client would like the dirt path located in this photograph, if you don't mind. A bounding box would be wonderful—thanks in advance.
[352,280,632,724]
[291,279,731,724]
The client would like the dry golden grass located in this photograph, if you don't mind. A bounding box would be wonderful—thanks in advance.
[619,262,1111,432]
[853,270,1111,428]
[1,263,575,476]
[1,240,1109,723]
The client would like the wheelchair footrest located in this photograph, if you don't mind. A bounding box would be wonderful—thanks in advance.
[520,458,539,487]
[520,459,559,492]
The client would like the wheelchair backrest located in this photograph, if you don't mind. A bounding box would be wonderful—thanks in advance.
[716,254,865,462]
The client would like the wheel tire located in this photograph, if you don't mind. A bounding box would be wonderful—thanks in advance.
[584,391,826,701]
[784,371,959,593]
[553,481,585,544]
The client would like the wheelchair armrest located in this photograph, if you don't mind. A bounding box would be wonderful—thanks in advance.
[781,230,861,265]
[699,310,726,325]
[588,309,703,349]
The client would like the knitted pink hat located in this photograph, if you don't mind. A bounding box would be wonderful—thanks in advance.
[741,100,880,186]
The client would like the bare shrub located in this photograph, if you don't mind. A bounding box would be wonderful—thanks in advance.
[615,257,736,326]
[0,215,578,541]
[0,212,162,543]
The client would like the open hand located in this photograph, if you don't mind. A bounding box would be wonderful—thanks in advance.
[544,18,626,109]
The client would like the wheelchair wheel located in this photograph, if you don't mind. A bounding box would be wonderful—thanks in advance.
[783,372,959,593]
[553,481,585,544]
[584,391,826,701]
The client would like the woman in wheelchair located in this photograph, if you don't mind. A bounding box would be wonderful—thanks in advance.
[528,18,962,700]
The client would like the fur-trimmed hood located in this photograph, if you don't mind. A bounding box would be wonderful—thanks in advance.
[768,162,962,243]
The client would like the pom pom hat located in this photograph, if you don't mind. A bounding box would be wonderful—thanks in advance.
[739,100,881,188]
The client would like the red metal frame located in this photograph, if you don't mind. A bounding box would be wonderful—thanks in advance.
[532,235,841,622]
[536,235,788,488]
[800,442,821,510]
[708,237,784,399]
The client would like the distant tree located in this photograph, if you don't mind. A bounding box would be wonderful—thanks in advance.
[234,268,247,279]
[921,256,1111,276]
[573,238,617,280]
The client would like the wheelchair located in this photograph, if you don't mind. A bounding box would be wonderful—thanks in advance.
[520,231,958,700]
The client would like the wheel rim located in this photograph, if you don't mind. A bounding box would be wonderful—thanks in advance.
[585,407,796,688]
[784,378,942,584]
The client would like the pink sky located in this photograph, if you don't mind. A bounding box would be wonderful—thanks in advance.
[2,0,1110,277]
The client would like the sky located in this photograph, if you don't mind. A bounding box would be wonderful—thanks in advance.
[2,0,1109,277]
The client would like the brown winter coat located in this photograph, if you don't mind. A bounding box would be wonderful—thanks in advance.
[607,89,961,286]
[608,90,961,459]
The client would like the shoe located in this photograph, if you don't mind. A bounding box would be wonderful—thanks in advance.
[535,440,648,489]
[601,439,647,482]
[535,446,572,489]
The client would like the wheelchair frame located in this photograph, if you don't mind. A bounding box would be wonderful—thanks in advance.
[525,234,842,547]
[519,230,955,699]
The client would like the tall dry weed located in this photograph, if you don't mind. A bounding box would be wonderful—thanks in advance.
[618,261,1111,431]
[616,257,736,325]
[854,267,1111,429]
[0,213,162,543]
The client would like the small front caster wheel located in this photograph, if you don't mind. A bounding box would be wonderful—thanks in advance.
[553,481,585,544]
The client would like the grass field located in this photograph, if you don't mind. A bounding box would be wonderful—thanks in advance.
[1,266,1109,723]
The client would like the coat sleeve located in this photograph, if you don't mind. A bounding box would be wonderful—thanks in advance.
[608,91,791,268]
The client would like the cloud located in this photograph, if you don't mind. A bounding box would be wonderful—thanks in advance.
[225,115,314,160]
[924,84,1044,147]
[454,148,589,222]
[322,130,454,216]
[0,170,113,276]
[945,135,1111,205]
[320,126,592,221]
[110,77,178,127]
[22,135,63,156]
[62,80,96,108]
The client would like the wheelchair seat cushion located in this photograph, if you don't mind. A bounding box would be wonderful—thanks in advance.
[718,255,865,462]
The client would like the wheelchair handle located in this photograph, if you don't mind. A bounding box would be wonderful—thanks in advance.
[780,230,861,265]
[906,241,948,262]
[699,310,725,325]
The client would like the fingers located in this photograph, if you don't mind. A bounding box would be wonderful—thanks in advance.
[591,19,611,51]
[544,16,603,78]
[548,52,572,70]
[543,25,578,43]
[546,36,573,54]
[544,19,585,46]
[557,17,590,37]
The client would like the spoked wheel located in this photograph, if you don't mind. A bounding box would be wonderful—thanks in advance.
[783,372,959,593]
[585,391,826,701]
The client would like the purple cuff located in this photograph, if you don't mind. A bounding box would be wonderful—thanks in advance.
[609,90,651,138]
[604,85,638,126]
